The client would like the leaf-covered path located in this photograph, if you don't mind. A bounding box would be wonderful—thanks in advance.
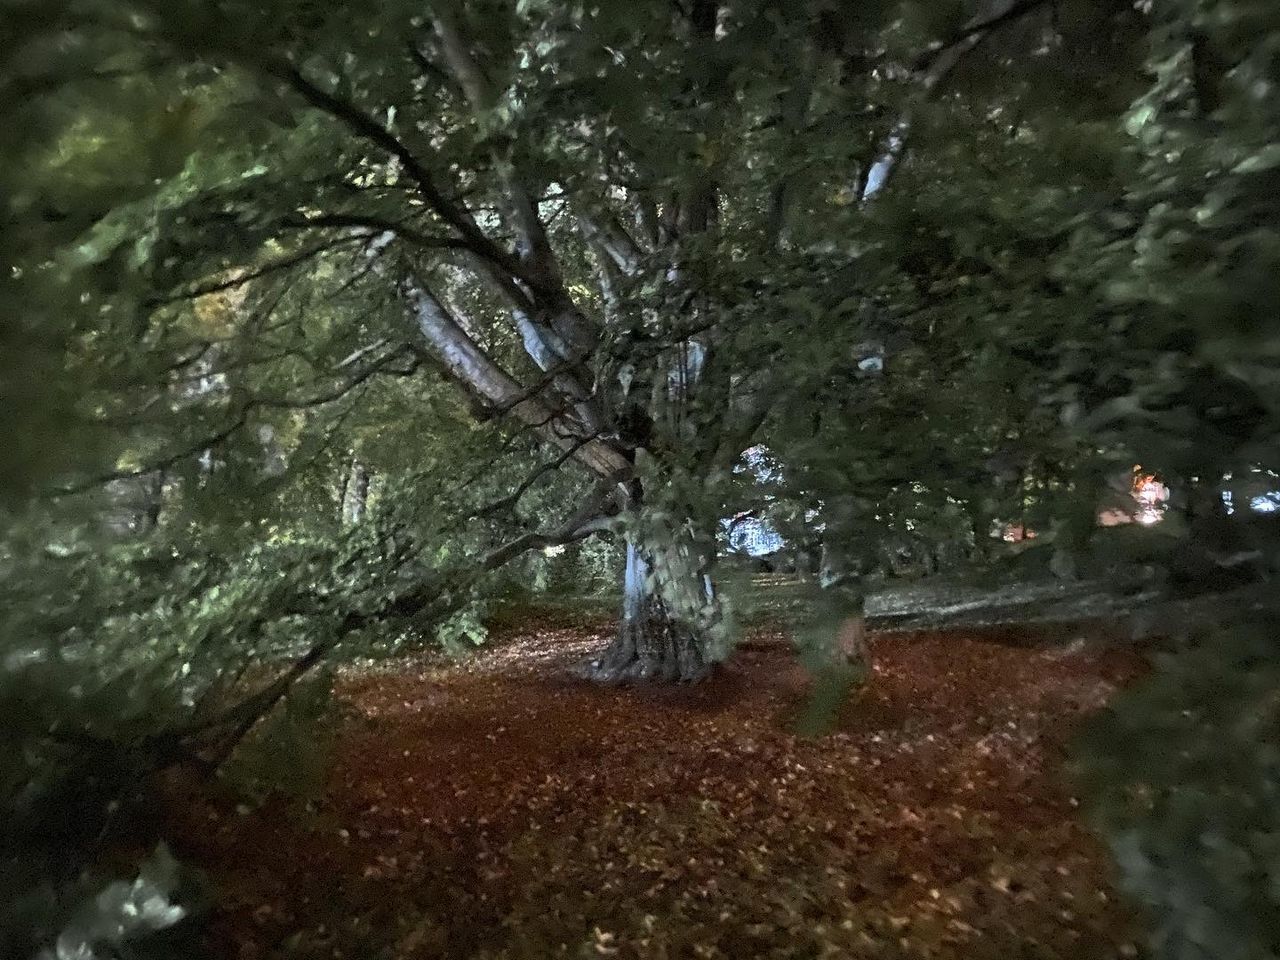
[168,613,1148,959]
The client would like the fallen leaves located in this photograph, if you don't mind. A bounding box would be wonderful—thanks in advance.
[162,613,1147,960]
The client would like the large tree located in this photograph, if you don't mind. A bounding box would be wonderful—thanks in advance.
[3,0,1147,685]
[13,3,1280,957]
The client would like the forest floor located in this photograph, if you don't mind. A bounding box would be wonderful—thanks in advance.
[165,609,1150,960]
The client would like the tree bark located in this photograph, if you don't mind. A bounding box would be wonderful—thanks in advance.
[581,532,728,684]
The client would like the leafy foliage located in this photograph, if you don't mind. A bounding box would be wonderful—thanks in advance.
[1064,6,1280,959]
[3,0,1280,955]
[3,844,200,960]
[1076,616,1280,960]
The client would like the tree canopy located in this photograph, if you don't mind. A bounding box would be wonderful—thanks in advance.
[4,0,1280,957]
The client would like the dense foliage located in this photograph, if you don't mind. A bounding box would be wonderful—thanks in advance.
[3,0,1280,957]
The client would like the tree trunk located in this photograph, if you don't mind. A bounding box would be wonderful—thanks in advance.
[342,458,370,526]
[812,538,872,675]
[833,594,870,672]
[582,536,728,684]
[140,468,166,533]
[104,469,166,536]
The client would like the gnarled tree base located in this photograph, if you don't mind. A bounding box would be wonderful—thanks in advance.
[578,535,725,684]
[578,611,714,684]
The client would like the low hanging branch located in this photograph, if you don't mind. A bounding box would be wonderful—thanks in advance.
[178,480,622,770]
[143,234,373,307]
[52,345,419,497]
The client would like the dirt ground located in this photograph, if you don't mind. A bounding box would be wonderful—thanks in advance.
[164,612,1149,960]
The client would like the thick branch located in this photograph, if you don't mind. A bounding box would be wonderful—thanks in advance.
[866,0,1054,198]
[254,56,532,284]
[430,11,569,296]
[400,274,629,480]
[283,212,470,251]
[578,211,644,275]
[184,481,621,765]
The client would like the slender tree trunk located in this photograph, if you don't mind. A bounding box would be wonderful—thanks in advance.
[336,458,351,523]
[342,458,370,526]
[582,523,728,684]
[967,500,992,562]
[140,468,166,533]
